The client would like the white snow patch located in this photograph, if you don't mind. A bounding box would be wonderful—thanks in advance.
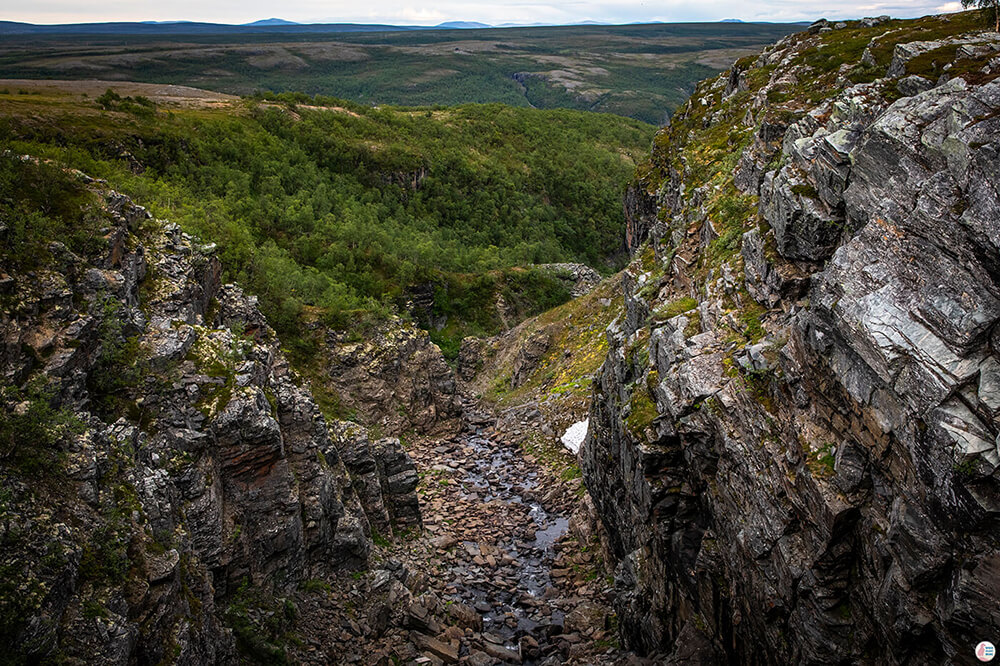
[560,419,589,454]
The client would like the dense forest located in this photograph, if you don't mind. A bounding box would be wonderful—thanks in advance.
[0,89,654,355]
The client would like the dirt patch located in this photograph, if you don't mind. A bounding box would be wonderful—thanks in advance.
[0,78,238,108]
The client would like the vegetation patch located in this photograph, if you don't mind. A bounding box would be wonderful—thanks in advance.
[224,578,300,665]
[0,153,104,271]
[805,441,837,478]
[625,387,658,441]
[0,91,653,358]
[479,275,622,410]
[654,296,698,320]
[0,376,82,477]
[96,88,157,116]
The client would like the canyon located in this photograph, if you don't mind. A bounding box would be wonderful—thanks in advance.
[2,9,1000,666]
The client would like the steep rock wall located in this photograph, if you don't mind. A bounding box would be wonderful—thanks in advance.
[583,16,1000,665]
[0,175,420,663]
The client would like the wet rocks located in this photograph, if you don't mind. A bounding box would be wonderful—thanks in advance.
[293,405,628,665]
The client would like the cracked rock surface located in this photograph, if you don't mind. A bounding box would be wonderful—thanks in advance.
[582,16,1000,665]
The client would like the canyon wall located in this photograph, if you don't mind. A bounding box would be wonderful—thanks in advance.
[0,178,421,663]
[582,16,1000,665]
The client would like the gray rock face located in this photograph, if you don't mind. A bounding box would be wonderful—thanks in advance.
[323,318,461,436]
[887,34,1000,78]
[534,262,603,298]
[0,184,421,663]
[511,328,553,388]
[623,183,659,254]
[583,28,1000,666]
[328,420,422,538]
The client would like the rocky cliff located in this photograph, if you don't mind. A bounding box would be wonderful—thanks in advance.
[582,13,1000,665]
[0,167,420,663]
[322,319,462,437]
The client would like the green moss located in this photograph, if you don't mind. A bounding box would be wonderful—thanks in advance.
[683,310,702,338]
[560,464,582,482]
[740,367,776,414]
[952,458,977,478]
[519,432,581,485]
[738,299,767,343]
[186,329,251,418]
[654,296,698,320]
[704,396,724,416]
[79,520,131,585]
[81,600,110,620]
[646,370,660,394]
[704,189,757,269]
[625,388,658,441]
[0,376,82,477]
[224,578,298,666]
[624,333,650,371]
[806,441,837,478]
[299,579,332,594]
[87,296,146,419]
[790,182,819,199]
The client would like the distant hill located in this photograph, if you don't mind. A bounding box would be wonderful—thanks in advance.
[0,21,802,124]
[245,18,300,26]
[0,17,808,35]
[435,21,491,29]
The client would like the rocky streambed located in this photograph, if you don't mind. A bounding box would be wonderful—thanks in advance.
[291,402,638,665]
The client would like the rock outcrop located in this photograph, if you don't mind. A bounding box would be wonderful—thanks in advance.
[0,176,420,663]
[583,15,1000,665]
[322,319,462,436]
[533,263,603,299]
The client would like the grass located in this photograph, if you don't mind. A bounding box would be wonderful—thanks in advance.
[299,579,332,594]
[654,296,698,320]
[480,275,623,410]
[521,433,583,484]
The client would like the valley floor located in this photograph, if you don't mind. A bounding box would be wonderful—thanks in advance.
[287,399,641,665]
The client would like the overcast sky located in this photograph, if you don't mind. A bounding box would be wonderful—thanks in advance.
[7,0,967,26]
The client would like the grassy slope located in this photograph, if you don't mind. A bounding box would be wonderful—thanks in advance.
[0,23,799,125]
[471,274,624,417]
